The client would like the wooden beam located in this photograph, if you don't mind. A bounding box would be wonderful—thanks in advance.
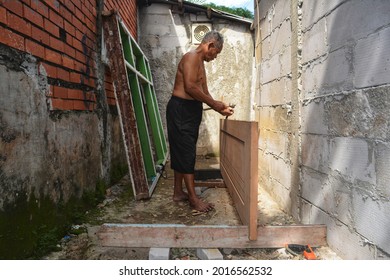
[97,224,327,248]
[194,180,226,188]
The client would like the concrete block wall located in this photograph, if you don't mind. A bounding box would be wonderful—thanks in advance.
[255,0,294,211]
[255,0,390,259]
[0,0,138,259]
[138,3,254,155]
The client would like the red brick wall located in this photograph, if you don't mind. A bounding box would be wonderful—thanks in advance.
[0,0,138,111]
[104,0,138,106]
[105,0,137,38]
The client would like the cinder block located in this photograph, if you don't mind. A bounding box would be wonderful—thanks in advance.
[301,46,353,97]
[355,27,390,88]
[301,0,341,30]
[329,137,376,185]
[149,248,170,260]
[302,17,328,63]
[327,0,390,51]
[261,54,281,83]
[196,248,223,260]
[353,187,390,254]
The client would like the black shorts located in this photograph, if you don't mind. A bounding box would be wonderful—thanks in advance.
[166,95,203,174]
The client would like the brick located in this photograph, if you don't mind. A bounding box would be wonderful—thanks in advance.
[40,62,57,78]
[57,67,69,81]
[74,29,83,41]
[7,11,32,37]
[25,39,45,58]
[2,0,23,17]
[85,17,95,33]
[0,6,6,24]
[53,86,68,98]
[59,3,72,22]
[0,25,25,51]
[50,98,74,110]
[67,88,83,100]
[149,248,170,260]
[49,8,63,28]
[64,19,75,37]
[62,0,75,13]
[24,4,43,27]
[47,85,54,97]
[88,78,96,88]
[30,0,49,18]
[32,26,50,45]
[74,6,84,22]
[196,249,223,260]
[72,38,83,53]
[107,98,116,106]
[45,0,60,12]
[106,91,114,100]
[49,35,64,52]
[63,43,75,57]
[72,16,84,33]
[70,72,81,83]
[73,59,85,72]
[73,99,92,111]
[45,48,62,64]
[62,54,74,69]
[44,18,60,38]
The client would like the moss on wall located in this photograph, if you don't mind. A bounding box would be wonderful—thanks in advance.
[0,163,129,259]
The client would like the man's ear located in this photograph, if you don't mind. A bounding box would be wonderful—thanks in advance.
[208,42,215,50]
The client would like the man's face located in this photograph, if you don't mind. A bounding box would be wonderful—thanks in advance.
[205,43,223,62]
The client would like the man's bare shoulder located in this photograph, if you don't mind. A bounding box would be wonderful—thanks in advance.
[182,50,201,62]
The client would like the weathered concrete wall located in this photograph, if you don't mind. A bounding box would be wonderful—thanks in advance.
[0,0,137,258]
[255,0,390,259]
[138,4,254,155]
[0,46,126,259]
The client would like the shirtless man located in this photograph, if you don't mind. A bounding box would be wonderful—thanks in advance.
[166,31,234,212]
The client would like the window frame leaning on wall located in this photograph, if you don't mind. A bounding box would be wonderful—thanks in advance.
[102,12,168,199]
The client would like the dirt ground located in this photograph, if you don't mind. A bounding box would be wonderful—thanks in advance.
[44,157,340,260]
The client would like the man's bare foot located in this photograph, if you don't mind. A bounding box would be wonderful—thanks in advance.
[173,190,189,202]
[189,197,214,212]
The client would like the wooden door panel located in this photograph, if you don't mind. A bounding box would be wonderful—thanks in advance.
[220,119,258,240]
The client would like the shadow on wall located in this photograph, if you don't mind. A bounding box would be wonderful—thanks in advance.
[300,0,390,259]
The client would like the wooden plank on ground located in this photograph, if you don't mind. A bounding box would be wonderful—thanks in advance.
[97,224,327,248]
[220,119,258,240]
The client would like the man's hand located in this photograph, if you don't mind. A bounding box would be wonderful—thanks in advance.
[210,101,235,116]
[211,100,226,112]
[220,105,234,117]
